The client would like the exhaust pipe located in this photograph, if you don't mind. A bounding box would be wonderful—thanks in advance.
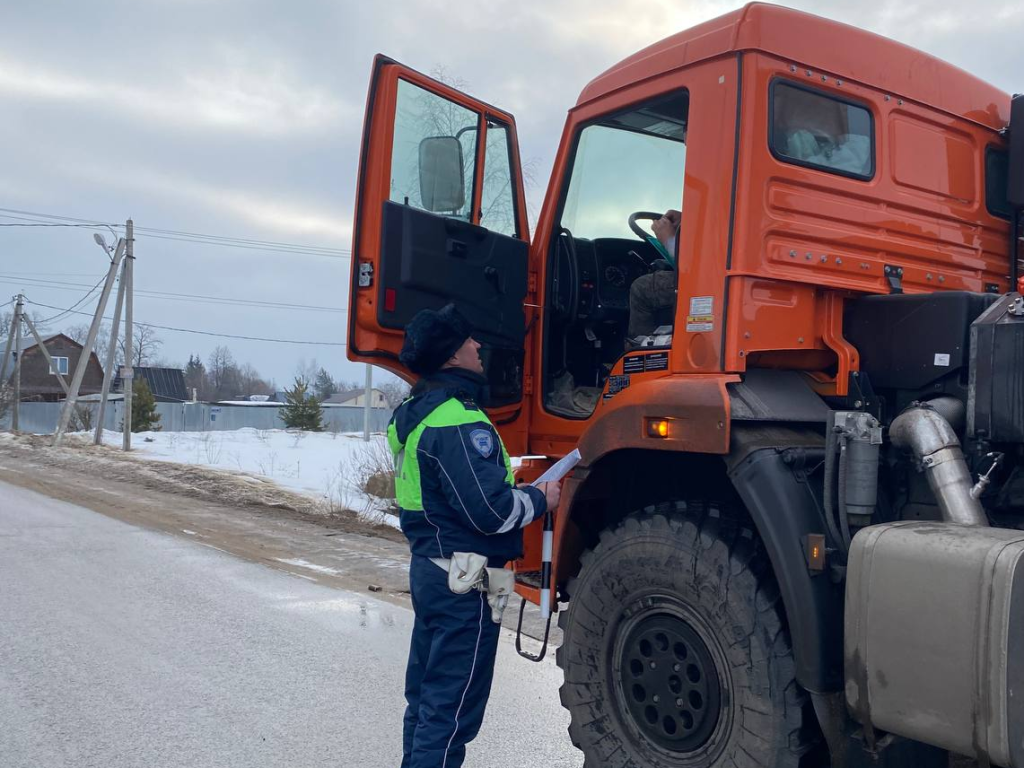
[888,399,987,527]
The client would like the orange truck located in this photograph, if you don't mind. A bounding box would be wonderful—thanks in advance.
[348,4,1024,767]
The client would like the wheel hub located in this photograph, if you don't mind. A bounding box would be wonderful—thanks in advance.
[617,613,722,753]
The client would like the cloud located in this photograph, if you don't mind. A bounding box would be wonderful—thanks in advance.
[5,0,1024,387]
[0,52,355,138]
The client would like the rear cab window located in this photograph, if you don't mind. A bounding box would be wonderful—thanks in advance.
[986,147,1012,219]
[770,80,874,180]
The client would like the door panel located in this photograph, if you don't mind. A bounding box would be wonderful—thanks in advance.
[348,55,532,417]
[377,202,528,406]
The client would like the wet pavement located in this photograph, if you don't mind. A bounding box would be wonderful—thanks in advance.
[0,480,583,768]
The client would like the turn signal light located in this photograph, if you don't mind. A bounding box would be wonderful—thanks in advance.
[806,533,826,572]
[646,418,672,438]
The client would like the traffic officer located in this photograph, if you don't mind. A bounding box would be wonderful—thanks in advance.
[389,303,561,768]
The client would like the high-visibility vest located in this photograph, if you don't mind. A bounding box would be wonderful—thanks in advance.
[388,396,515,511]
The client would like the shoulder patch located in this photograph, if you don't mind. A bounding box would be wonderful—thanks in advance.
[468,428,494,458]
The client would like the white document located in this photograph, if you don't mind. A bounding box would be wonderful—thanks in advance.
[531,448,582,486]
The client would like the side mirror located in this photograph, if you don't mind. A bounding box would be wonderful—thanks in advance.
[419,136,465,213]
[1008,94,1024,208]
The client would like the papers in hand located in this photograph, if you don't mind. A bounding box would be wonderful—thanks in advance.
[531,448,582,486]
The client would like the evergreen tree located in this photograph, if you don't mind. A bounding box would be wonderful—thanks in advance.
[313,367,337,401]
[279,376,324,432]
[184,354,207,401]
[132,378,162,432]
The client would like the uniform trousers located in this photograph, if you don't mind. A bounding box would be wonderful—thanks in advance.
[401,554,501,768]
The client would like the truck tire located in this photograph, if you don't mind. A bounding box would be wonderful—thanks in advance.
[556,504,813,768]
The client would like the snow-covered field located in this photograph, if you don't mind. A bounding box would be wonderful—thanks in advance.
[97,428,399,527]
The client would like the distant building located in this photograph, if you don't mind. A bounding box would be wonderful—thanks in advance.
[3,334,103,402]
[324,388,388,408]
[113,367,188,403]
[270,387,389,408]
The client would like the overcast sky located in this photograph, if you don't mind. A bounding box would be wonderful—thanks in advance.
[3,0,1022,389]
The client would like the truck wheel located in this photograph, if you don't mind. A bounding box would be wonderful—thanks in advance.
[556,505,813,768]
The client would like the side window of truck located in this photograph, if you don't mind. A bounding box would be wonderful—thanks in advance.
[390,79,478,221]
[770,80,874,180]
[388,80,521,238]
[479,121,519,238]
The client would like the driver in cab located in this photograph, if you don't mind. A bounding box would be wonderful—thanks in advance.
[628,208,680,344]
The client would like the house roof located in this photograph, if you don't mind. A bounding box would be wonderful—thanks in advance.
[324,389,362,404]
[11,332,82,355]
[4,334,103,381]
[324,387,385,405]
[114,366,188,402]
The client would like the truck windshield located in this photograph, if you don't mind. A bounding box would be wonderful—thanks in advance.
[560,91,688,240]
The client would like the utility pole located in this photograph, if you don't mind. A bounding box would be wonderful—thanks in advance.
[0,295,19,388]
[11,295,23,431]
[93,257,127,445]
[363,363,372,441]
[53,239,125,445]
[122,219,134,451]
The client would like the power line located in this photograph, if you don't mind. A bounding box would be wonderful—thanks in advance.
[0,275,347,314]
[129,231,351,258]
[0,271,104,277]
[25,300,348,346]
[0,223,106,228]
[0,207,352,259]
[34,273,109,325]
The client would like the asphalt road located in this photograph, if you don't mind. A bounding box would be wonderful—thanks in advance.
[0,480,582,768]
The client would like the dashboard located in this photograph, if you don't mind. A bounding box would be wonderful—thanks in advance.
[574,237,655,319]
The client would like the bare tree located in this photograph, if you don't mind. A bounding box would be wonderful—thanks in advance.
[65,322,113,367]
[119,325,163,368]
[294,357,320,386]
[207,346,239,401]
[377,378,411,409]
[239,363,273,397]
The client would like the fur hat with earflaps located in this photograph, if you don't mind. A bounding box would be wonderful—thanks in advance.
[399,303,472,375]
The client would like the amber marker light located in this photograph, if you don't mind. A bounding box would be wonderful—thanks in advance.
[646,418,673,438]
[806,533,826,572]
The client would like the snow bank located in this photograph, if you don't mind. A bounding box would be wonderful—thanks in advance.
[96,428,400,528]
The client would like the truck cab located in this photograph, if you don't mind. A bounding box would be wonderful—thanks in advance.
[349,4,1024,767]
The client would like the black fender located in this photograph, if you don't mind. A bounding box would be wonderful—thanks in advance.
[725,426,845,693]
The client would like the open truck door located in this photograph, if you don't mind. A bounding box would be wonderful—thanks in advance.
[347,57,533,445]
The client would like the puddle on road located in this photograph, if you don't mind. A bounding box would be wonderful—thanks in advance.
[275,559,405,629]
[284,593,405,631]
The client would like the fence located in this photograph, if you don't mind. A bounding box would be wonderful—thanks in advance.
[0,401,392,436]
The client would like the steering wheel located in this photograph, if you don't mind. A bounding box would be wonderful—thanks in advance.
[628,211,664,241]
[626,211,667,273]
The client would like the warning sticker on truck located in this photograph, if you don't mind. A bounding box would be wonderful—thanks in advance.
[686,296,715,332]
[644,352,669,371]
[689,296,714,315]
[686,316,714,332]
[623,352,670,374]
[623,356,645,374]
